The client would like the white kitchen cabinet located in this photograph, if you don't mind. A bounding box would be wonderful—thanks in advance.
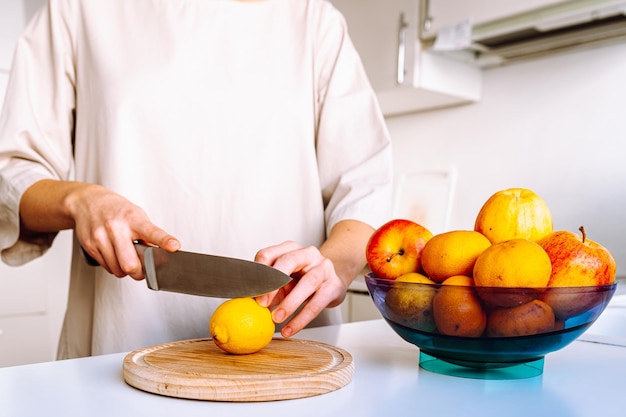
[341,274,382,323]
[0,261,47,318]
[341,291,382,322]
[0,316,52,367]
[421,0,570,39]
[0,232,72,367]
[0,0,68,368]
[330,0,482,116]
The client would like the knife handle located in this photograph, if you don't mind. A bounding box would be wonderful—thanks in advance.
[81,241,144,267]
[81,246,100,266]
[81,243,155,290]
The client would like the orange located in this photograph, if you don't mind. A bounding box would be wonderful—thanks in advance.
[473,238,552,288]
[486,299,555,337]
[209,298,275,355]
[440,274,475,287]
[421,230,491,282]
[474,188,553,244]
[432,275,487,337]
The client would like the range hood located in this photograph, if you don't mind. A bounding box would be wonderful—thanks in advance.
[425,0,626,68]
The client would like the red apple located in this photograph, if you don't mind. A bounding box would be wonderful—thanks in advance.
[365,219,433,280]
[538,226,616,319]
[539,226,616,287]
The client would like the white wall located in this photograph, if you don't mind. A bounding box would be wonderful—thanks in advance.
[386,41,626,276]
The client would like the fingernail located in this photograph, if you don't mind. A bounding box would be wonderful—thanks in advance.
[168,239,181,250]
[282,326,293,337]
[272,308,286,323]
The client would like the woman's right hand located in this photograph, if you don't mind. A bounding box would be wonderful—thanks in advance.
[20,180,180,279]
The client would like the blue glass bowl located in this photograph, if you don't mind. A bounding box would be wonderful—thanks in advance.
[365,273,617,379]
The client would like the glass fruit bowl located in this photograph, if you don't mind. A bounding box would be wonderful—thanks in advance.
[365,273,618,380]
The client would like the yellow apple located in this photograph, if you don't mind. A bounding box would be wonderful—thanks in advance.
[385,273,437,332]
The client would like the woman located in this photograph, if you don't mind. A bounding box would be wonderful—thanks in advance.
[0,0,392,359]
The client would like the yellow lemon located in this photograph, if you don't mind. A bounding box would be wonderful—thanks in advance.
[209,298,275,355]
[474,188,553,244]
[420,230,492,282]
[473,238,552,288]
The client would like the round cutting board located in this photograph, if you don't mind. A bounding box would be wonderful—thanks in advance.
[123,338,354,402]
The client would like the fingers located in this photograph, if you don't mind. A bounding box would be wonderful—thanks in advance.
[254,240,302,266]
[86,224,179,280]
[254,241,306,309]
[73,186,179,280]
[254,241,301,307]
[255,243,347,337]
[276,257,345,337]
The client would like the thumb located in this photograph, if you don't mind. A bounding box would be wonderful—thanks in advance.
[141,227,181,252]
[161,236,181,252]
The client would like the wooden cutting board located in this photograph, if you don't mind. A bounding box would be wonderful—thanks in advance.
[123,338,354,402]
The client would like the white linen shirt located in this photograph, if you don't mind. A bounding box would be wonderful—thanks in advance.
[0,0,392,359]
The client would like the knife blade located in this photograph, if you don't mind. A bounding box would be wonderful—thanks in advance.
[83,243,292,298]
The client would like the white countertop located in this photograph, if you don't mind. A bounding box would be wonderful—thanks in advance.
[2,318,625,417]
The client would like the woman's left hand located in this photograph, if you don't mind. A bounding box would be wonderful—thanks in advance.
[254,241,347,337]
[254,219,374,337]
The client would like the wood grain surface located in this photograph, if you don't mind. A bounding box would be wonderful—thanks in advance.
[123,337,354,402]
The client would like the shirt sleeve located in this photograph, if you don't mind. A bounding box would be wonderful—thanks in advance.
[0,0,76,265]
[313,2,394,236]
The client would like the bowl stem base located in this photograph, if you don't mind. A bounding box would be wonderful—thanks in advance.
[418,351,544,380]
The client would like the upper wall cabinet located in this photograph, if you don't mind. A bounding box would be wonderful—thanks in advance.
[419,0,626,68]
[330,0,483,116]
[421,0,570,37]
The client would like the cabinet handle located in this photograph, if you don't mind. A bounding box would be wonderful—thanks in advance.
[423,0,433,33]
[397,12,408,85]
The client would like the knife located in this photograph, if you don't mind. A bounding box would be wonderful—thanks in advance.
[83,243,292,298]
